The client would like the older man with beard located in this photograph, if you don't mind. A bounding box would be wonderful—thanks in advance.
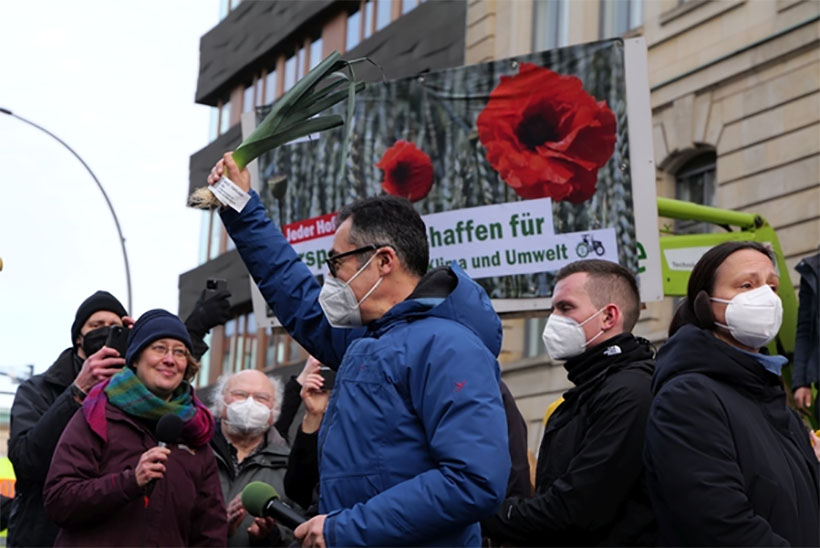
[211,369,291,547]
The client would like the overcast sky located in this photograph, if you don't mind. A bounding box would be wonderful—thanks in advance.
[0,1,218,405]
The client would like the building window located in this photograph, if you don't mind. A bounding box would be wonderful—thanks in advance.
[198,211,211,265]
[310,36,324,70]
[235,315,245,373]
[284,52,297,92]
[243,81,255,113]
[218,0,229,20]
[376,0,392,31]
[297,44,306,80]
[209,213,222,260]
[219,98,232,134]
[208,107,219,143]
[533,0,570,51]
[674,152,717,234]
[218,313,260,375]
[346,8,362,51]
[264,328,307,369]
[265,66,278,104]
[245,311,257,369]
[524,317,548,358]
[223,318,236,373]
[363,0,374,40]
[197,333,211,388]
[219,0,242,22]
[599,0,643,39]
[401,0,417,15]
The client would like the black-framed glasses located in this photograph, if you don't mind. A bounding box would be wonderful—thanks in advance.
[325,243,391,277]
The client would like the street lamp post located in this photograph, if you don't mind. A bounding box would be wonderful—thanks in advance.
[0,107,133,312]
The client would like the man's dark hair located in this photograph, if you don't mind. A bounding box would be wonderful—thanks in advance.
[555,259,641,332]
[337,195,429,278]
[669,241,774,336]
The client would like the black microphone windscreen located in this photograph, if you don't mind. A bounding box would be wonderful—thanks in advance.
[156,414,184,444]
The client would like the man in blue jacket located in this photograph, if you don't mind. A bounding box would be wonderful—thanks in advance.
[208,153,510,547]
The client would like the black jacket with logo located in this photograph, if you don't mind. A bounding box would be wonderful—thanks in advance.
[484,333,657,546]
[644,324,819,546]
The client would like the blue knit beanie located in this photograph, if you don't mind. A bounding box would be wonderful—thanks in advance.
[125,309,192,366]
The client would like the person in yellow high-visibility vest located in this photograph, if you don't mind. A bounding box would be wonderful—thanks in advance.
[0,457,16,539]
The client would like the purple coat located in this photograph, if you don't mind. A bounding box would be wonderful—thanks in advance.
[43,402,227,546]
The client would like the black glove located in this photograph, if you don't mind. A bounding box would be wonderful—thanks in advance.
[185,288,232,338]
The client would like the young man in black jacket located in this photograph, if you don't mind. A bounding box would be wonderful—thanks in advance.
[483,259,656,546]
[6,289,230,548]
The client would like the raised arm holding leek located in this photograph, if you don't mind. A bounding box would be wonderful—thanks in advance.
[206,151,510,547]
[191,51,363,209]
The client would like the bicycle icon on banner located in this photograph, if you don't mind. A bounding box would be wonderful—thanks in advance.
[576,233,606,258]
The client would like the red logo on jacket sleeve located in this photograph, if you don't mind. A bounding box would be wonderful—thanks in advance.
[454,380,466,392]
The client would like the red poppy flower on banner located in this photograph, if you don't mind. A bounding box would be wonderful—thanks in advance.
[376,140,434,202]
[477,63,616,203]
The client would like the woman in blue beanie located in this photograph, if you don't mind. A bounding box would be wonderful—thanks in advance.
[43,309,228,546]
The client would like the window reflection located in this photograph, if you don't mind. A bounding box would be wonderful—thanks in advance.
[533,0,569,50]
[243,82,254,113]
[376,0,392,31]
[208,107,219,142]
[219,98,232,134]
[364,0,374,40]
[599,0,643,39]
[198,211,211,265]
[297,45,306,80]
[674,152,717,235]
[346,9,361,51]
[309,37,323,70]
[197,332,211,388]
[265,67,277,104]
[284,53,296,91]
[209,212,221,260]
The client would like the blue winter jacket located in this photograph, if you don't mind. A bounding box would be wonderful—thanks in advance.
[221,191,510,546]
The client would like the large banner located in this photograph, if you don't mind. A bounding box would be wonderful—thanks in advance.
[246,37,661,326]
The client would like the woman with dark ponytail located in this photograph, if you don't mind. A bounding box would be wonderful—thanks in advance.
[644,241,819,546]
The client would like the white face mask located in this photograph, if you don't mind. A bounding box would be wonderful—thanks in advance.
[711,285,783,348]
[225,397,272,436]
[541,307,606,361]
[319,251,383,328]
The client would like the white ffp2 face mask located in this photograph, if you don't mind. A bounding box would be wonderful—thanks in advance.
[541,307,606,361]
[319,252,383,328]
[225,397,272,435]
[711,285,783,348]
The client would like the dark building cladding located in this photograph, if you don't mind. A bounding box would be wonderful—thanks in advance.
[178,0,467,359]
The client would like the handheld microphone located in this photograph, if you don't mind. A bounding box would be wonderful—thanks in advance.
[146,414,184,497]
[241,481,306,530]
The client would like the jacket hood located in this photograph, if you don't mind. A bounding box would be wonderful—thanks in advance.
[370,263,503,357]
[653,324,780,397]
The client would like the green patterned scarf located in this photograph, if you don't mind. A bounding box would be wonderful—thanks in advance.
[104,366,196,422]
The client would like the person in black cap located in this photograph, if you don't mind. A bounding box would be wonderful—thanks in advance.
[6,288,232,548]
[7,290,130,548]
